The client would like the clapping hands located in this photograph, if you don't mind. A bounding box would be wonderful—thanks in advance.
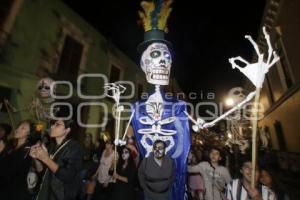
[29,142,49,163]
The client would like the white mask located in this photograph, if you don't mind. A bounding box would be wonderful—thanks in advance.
[36,77,55,99]
[141,42,172,85]
[122,151,130,160]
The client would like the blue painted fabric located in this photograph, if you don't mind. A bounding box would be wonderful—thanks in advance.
[131,93,191,200]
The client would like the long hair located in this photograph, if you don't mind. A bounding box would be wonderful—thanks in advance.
[0,123,12,141]
[117,146,135,172]
[260,168,287,199]
[13,120,40,149]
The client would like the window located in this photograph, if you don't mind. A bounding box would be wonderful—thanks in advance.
[0,85,12,112]
[0,0,15,47]
[277,44,294,89]
[109,65,121,83]
[267,64,285,102]
[265,74,274,104]
[274,120,286,151]
[57,35,83,83]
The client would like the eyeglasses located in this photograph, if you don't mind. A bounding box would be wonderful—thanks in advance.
[38,85,50,90]
[51,121,65,127]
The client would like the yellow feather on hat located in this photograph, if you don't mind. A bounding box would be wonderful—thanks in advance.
[138,1,155,31]
[158,0,173,32]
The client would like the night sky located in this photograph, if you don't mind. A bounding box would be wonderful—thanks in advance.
[63,0,266,103]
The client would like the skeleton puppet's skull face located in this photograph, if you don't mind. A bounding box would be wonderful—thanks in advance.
[37,77,55,98]
[141,43,172,85]
[228,87,245,104]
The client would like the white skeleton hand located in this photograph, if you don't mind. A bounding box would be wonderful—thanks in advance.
[114,138,127,146]
[104,83,126,104]
[192,118,206,132]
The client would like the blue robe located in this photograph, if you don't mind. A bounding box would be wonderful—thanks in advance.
[131,93,191,200]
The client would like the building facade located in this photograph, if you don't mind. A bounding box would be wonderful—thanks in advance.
[0,0,148,140]
[257,0,300,173]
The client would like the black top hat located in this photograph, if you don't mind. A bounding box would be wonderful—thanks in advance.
[137,0,173,53]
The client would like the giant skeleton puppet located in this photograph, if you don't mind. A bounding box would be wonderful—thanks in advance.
[224,87,250,154]
[133,1,190,199]
[33,77,57,121]
[105,1,190,199]
[3,77,57,132]
[106,0,265,199]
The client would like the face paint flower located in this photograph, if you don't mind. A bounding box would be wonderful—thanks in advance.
[141,42,172,85]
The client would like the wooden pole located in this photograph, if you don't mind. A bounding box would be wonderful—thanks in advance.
[114,104,122,174]
[251,87,261,188]
[114,105,119,174]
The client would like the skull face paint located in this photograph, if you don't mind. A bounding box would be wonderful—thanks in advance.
[36,77,55,99]
[141,42,172,85]
[228,87,245,104]
[122,149,130,160]
[153,142,165,159]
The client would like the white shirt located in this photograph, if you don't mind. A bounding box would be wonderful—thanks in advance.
[226,179,277,200]
[188,161,231,200]
[96,150,115,184]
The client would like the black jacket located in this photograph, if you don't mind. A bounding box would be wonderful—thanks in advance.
[0,143,32,200]
[37,139,83,200]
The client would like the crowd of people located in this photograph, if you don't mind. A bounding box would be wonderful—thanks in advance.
[0,120,290,200]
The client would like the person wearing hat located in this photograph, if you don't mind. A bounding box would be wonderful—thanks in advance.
[128,1,191,200]
[188,147,232,200]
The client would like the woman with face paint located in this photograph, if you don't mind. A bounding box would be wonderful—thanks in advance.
[111,146,136,200]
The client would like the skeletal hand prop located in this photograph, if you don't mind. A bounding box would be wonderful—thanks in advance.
[229,27,280,88]
[114,138,127,146]
[186,91,255,132]
[104,83,127,173]
[104,83,126,105]
[229,27,280,188]
[191,118,206,132]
